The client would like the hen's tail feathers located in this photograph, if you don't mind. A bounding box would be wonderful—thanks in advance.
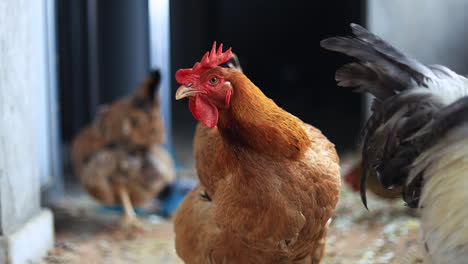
[360,168,369,209]
[323,24,468,209]
[226,52,243,73]
[137,69,161,102]
[320,23,441,209]
[403,96,468,206]
[411,96,468,151]
[148,69,161,92]
[320,23,434,100]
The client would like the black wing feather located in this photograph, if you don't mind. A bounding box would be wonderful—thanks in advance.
[321,23,450,208]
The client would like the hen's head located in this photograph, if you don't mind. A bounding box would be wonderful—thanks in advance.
[175,42,235,128]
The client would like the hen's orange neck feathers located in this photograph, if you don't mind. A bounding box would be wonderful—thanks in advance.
[218,71,311,160]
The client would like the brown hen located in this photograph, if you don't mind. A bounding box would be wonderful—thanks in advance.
[173,44,341,264]
[71,70,175,228]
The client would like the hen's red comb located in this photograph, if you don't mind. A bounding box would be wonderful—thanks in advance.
[193,42,233,72]
[176,42,232,84]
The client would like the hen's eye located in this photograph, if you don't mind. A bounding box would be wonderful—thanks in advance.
[209,77,218,85]
[200,190,212,201]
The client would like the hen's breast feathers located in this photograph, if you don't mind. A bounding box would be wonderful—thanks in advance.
[192,119,341,258]
[414,129,468,264]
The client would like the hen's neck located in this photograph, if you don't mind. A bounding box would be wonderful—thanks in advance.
[217,75,310,160]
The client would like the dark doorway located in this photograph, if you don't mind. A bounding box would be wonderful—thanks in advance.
[57,0,152,182]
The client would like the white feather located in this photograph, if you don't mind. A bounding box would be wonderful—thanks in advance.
[411,126,468,264]
[425,65,468,105]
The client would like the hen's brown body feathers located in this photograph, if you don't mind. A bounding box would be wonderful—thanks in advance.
[174,69,341,264]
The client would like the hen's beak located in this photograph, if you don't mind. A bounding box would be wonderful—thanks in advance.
[175,85,203,100]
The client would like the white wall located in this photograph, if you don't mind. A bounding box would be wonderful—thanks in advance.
[0,0,44,234]
[368,0,468,75]
[365,0,468,118]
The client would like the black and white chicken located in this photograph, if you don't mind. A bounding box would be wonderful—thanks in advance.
[321,23,468,264]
